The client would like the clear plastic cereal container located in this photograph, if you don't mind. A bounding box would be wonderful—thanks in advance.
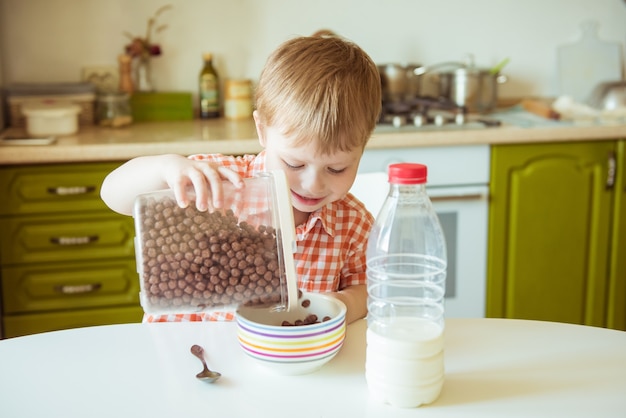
[133,170,298,315]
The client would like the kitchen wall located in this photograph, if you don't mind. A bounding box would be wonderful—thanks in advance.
[0,0,624,100]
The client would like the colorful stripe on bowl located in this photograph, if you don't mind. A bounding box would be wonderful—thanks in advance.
[239,335,345,361]
[236,317,345,339]
[237,328,344,350]
[238,328,345,354]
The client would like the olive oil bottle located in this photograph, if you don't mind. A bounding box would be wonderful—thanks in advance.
[199,53,220,119]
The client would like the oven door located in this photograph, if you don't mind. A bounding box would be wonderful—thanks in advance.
[351,174,488,318]
[429,185,488,318]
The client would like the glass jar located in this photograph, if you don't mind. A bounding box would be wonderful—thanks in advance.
[96,92,133,127]
[133,171,299,316]
[224,79,253,120]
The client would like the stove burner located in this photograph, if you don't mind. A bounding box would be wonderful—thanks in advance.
[378,95,500,129]
[382,95,463,115]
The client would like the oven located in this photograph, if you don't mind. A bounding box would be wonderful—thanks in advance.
[351,144,490,318]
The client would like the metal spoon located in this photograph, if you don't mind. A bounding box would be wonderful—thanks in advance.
[190,344,221,383]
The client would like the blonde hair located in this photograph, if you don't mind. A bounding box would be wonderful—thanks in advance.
[255,35,381,154]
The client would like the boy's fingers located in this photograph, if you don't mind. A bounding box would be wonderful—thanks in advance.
[171,183,189,209]
[200,166,225,209]
[217,166,244,188]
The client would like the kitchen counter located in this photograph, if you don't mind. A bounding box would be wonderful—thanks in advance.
[1,110,626,165]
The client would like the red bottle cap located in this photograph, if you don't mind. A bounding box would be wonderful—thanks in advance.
[388,163,427,184]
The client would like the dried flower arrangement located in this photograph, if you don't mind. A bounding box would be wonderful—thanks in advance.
[124,4,172,59]
[122,4,172,91]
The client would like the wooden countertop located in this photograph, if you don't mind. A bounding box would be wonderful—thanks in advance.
[1,111,625,165]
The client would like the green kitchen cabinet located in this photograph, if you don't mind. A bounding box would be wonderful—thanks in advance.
[0,162,142,338]
[2,259,139,314]
[607,140,626,331]
[0,162,117,215]
[0,212,135,265]
[487,140,626,330]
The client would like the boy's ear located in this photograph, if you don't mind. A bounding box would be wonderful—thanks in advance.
[253,111,266,147]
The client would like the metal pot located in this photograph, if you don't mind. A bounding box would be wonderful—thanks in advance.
[587,80,626,110]
[435,67,507,114]
[377,63,424,103]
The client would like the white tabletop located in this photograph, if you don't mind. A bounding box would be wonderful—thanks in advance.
[0,318,625,418]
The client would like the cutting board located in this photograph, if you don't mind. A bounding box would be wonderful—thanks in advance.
[557,21,623,103]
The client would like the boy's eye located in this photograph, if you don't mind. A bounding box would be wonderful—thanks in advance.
[328,167,346,174]
[284,161,303,169]
[282,159,346,174]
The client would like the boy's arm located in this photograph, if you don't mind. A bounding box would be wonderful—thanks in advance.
[101,155,176,215]
[101,154,243,216]
[330,284,367,325]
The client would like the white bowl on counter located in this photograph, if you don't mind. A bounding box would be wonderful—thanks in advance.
[21,101,81,136]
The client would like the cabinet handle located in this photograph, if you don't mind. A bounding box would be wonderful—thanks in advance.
[54,283,102,294]
[47,186,96,195]
[607,151,616,190]
[430,193,486,202]
[50,235,99,245]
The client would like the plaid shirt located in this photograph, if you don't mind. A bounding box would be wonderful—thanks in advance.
[145,151,373,322]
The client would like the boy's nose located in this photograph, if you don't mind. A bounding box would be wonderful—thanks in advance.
[301,170,325,195]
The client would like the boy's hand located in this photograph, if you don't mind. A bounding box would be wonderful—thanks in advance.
[328,284,368,325]
[162,155,244,211]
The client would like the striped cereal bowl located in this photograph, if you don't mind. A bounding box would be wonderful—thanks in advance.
[235,292,347,375]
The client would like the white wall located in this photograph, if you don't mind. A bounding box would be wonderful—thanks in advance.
[0,0,624,99]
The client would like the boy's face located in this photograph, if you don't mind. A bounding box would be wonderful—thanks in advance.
[255,117,362,216]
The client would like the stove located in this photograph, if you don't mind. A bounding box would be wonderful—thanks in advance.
[376,95,502,131]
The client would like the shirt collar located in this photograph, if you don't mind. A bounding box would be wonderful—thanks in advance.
[299,203,336,237]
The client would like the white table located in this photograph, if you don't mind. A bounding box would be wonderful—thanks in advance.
[0,318,625,418]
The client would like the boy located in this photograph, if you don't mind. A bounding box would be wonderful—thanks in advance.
[101,34,382,324]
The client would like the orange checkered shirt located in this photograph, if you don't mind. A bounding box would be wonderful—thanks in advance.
[144,151,374,322]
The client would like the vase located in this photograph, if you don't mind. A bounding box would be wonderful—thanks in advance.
[133,56,155,92]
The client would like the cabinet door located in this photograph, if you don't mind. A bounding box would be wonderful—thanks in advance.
[2,259,139,314]
[0,162,121,215]
[608,140,626,331]
[0,212,135,264]
[488,141,615,327]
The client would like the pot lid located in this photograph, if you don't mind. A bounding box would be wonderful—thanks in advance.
[438,66,491,76]
[431,54,501,75]
[21,101,81,117]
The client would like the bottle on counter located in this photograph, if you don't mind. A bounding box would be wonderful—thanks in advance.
[365,163,447,408]
[118,54,134,94]
[199,53,220,119]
